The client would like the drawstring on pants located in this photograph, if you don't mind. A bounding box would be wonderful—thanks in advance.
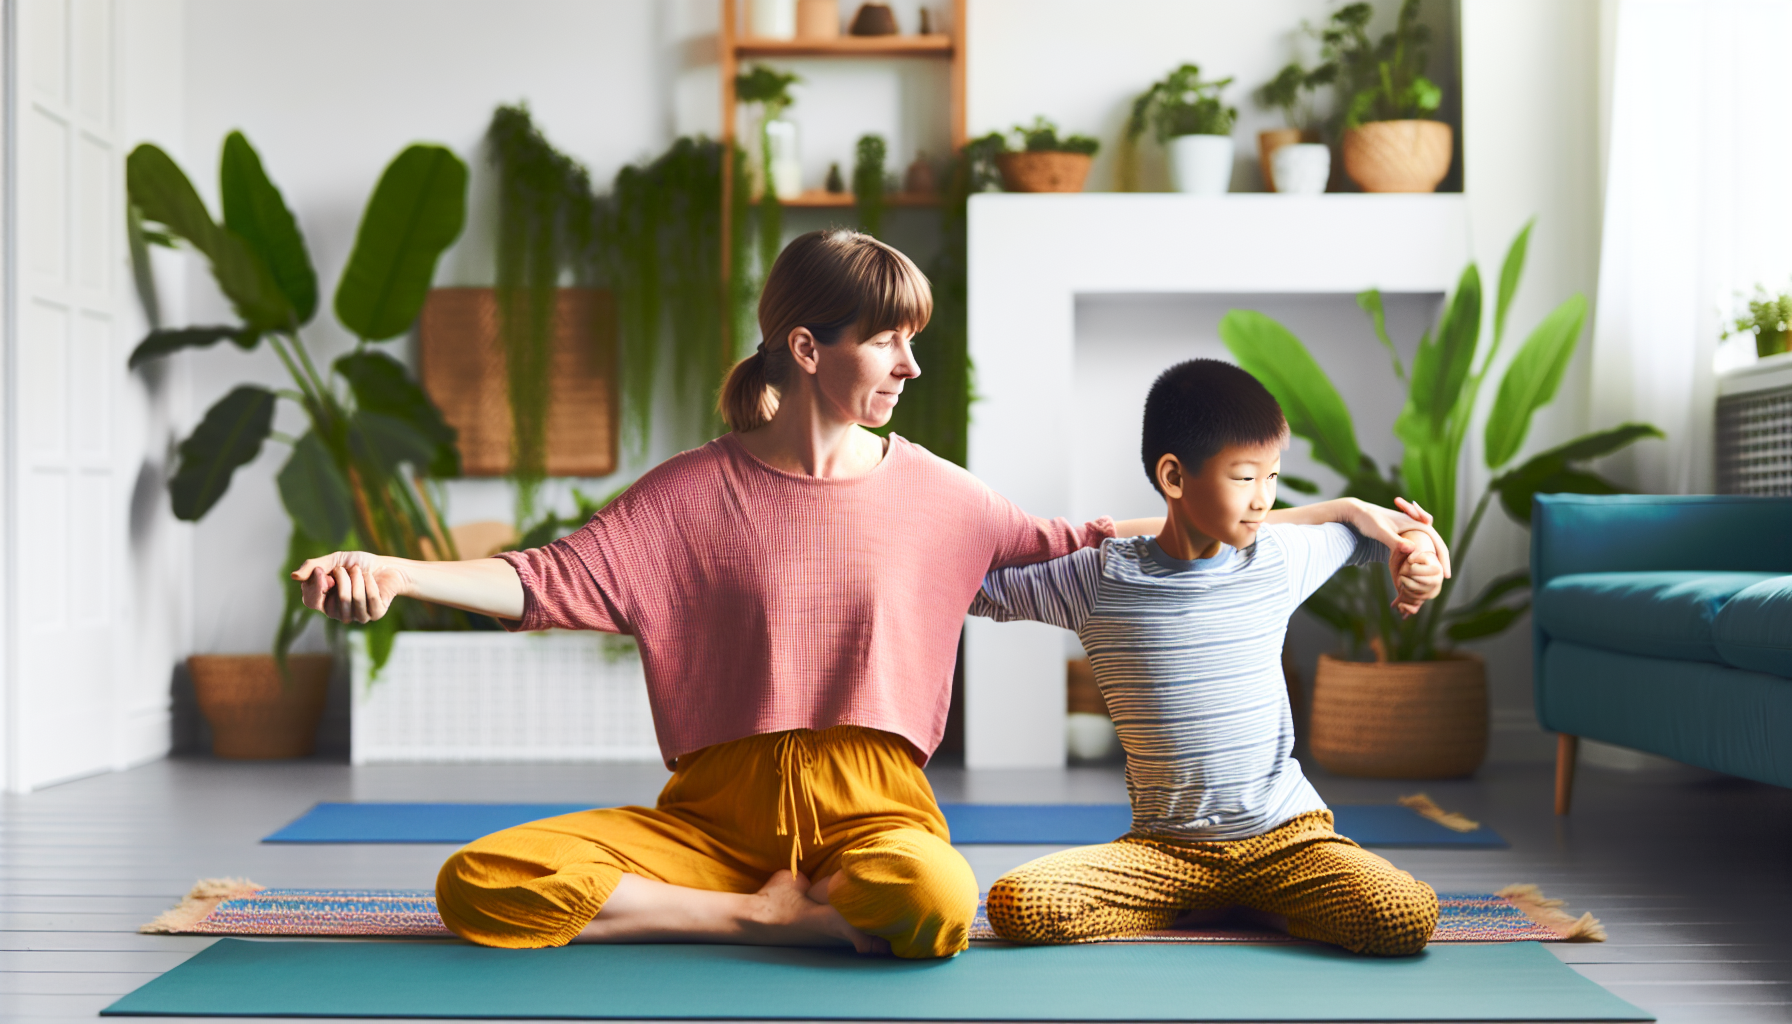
[773,731,825,876]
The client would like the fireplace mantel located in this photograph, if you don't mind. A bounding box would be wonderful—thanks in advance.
[962,193,1470,767]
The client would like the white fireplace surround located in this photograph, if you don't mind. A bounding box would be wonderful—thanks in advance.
[961,193,1471,768]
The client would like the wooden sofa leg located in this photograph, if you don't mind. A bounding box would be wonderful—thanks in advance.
[1555,734,1579,815]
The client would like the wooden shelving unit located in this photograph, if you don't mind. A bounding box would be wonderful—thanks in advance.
[718,0,969,293]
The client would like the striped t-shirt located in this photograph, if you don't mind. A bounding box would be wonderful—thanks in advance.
[970,523,1386,841]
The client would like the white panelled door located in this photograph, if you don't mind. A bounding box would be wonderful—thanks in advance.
[6,0,122,791]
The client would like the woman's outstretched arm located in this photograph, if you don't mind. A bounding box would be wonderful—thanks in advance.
[291,551,525,624]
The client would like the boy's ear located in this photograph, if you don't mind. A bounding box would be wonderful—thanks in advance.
[1155,453,1186,499]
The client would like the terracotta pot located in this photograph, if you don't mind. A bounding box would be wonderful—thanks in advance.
[796,0,839,39]
[1257,128,1306,192]
[995,151,1092,193]
[189,654,331,759]
[1342,120,1453,193]
[1308,652,1487,778]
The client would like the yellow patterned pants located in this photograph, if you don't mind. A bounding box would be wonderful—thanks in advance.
[986,810,1438,956]
[435,725,978,959]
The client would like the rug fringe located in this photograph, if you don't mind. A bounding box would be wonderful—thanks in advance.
[1495,883,1606,942]
[140,877,264,934]
[1396,793,1480,833]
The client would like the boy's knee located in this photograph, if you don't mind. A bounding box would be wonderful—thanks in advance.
[985,873,1068,943]
[832,830,978,958]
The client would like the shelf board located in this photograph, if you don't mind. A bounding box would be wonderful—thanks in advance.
[733,34,953,58]
[775,189,939,208]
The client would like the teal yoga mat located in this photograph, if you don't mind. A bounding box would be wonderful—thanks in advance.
[264,801,1506,847]
[103,938,1648,1020]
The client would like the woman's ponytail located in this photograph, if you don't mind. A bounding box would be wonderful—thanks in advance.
[719,349,778,432]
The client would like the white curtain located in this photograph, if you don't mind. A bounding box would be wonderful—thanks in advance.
[1591,0,1792,493]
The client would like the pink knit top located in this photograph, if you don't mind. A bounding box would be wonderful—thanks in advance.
[496,434,1114,767]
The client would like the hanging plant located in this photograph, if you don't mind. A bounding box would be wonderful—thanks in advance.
[486,105,597,524]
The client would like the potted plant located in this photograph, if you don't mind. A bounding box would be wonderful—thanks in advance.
[1219,222,1663,778]
[1125,64,1237,195]
[1721,285,1792,359]
[126,132,468,757]
[1315,0,1451,193]
[982,117,1100,193]
[1254,60,1333,193]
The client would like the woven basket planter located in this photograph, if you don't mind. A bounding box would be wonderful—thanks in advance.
[996,152,1092,193]
[1309,652,1487,778]
[189,654,331,759]
[1342,120,1453,193]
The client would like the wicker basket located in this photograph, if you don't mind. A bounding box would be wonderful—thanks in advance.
[189,654,331,759]
[996,152,1093,193]
[1341,120,1453,193]
[1308,651,1487,778]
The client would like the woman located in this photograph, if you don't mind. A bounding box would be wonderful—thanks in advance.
[294,230,1445,960]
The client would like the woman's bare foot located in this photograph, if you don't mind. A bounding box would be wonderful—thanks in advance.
[748,870,889,955]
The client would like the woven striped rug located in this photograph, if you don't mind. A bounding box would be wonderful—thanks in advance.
[144,881,1602,944]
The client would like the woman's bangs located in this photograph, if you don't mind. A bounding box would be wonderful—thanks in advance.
[854,246,934,339]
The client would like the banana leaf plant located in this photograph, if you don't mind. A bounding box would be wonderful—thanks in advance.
[125,131,470,672]
[1219,221,1664,661]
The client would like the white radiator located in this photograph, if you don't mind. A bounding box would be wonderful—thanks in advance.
[349,631,660,764]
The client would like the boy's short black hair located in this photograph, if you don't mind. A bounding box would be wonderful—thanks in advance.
[1141,359,1289,494]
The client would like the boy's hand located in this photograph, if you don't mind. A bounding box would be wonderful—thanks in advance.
[1390,529,1442,617]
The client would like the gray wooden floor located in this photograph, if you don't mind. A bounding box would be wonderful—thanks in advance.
[3,753,1789,1023]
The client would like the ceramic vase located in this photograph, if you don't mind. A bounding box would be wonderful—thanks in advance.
[1271,143,1331,195]
[764,119,802,200]
[1168,134,1233,195]
[1256,128,1304,192]
[796,0,839,38]
[749,0,797,39]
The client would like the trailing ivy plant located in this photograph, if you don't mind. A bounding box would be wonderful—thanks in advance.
[1120,64,1237,190]
[852,134,889,238]
[1314,0,1441,130]
[487,105,598,524]
[125,132,468,672]
[1218,221,1663,662]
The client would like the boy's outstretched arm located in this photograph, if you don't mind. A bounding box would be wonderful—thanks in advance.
[1117,497,1451,578]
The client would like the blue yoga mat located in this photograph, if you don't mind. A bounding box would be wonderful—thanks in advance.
[265,801,1505,847]
[102,938,1646,1021]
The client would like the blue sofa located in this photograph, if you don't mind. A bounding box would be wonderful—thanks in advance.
[1532,494,1792,813]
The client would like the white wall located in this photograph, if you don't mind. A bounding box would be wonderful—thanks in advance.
[18,0,1602,774]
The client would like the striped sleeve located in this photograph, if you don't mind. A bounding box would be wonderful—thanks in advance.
[1275,523,1389,605]
[968,546,1105,632]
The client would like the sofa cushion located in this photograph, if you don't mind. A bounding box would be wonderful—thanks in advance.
[1714,575,1792,679]
[1535,571,1780,663]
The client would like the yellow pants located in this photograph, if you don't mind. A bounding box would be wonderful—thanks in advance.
[435,726,978,959]
[986,810,1438,956]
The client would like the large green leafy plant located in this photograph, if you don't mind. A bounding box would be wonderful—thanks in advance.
[1219,222,1663,661]
[126,132,468,669]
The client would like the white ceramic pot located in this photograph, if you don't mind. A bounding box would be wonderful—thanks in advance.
[749,0,797,38]
[1168,134,1234,195]
[1067,712,1119,762]
[1270,143,1331,195]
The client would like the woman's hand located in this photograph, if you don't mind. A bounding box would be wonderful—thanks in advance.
[291,551,411,624]
[1391,529,1443,617]
[1280,497,1453,579]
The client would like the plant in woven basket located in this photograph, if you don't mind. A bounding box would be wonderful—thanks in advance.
[1720,284,1792,359]
[125,132,468,672]
[1009,116,1100,155]
[1219,220,1664,662]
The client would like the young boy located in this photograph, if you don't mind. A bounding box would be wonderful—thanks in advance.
[972,359,1443,956]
